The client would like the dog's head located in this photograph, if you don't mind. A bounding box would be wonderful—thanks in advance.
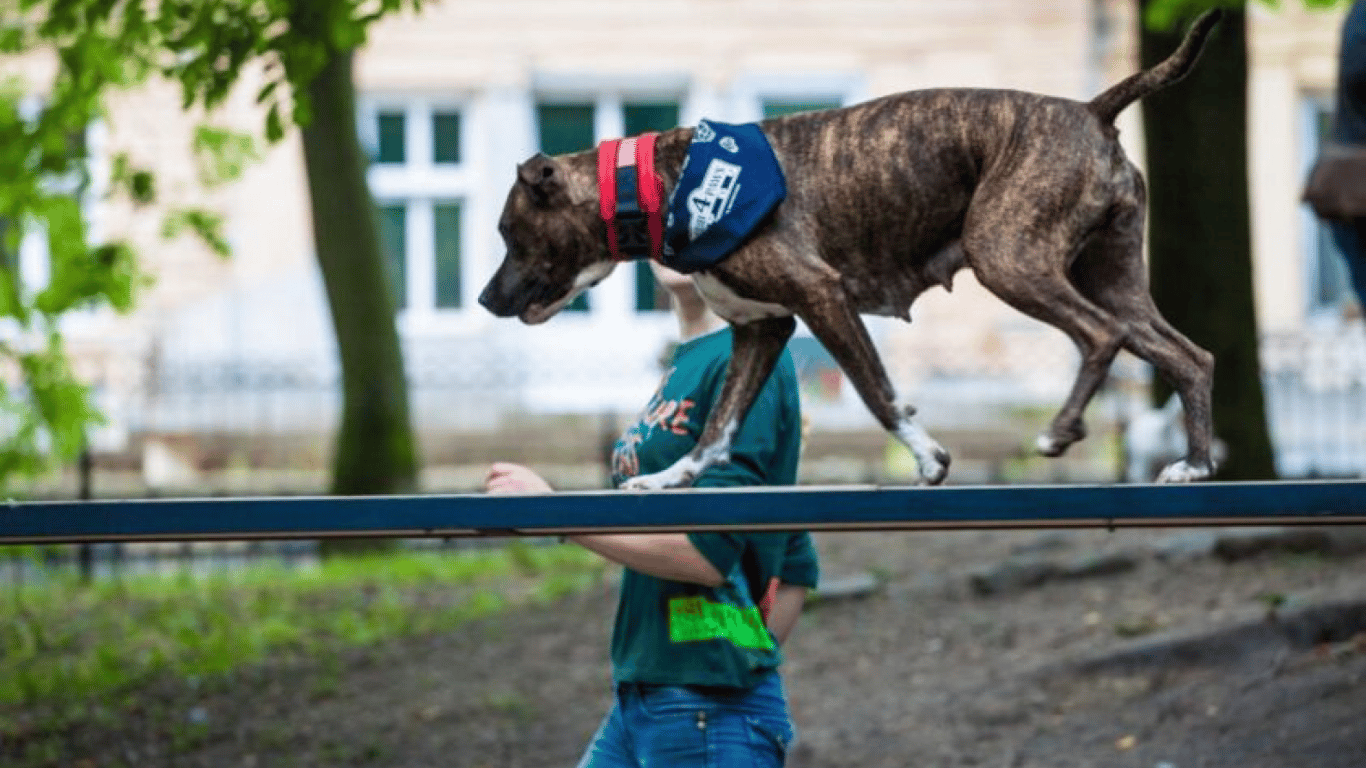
[478,153,614,325]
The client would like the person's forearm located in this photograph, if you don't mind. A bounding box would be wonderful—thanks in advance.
[567,533,724,586]
[766,584,808,645]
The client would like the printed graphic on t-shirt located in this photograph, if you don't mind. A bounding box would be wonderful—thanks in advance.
[668,596,775,651]
[611,367,698,483]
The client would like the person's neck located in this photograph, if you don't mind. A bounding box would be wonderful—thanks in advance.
[674,296,723,342]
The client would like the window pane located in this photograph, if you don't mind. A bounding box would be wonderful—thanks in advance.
[433,111,461,164]
[624,102,680,136]
[762,99,842,119]
[624,101,679,311]
[434,201,462,309]
[378,203,407,310]
[536,103,595,155]
[0,218,15,290]
[377,111,406,163]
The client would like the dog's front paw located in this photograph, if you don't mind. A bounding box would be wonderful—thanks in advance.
[621,467,694,491]
[917,446,951,486]
[1155,460,1212,483]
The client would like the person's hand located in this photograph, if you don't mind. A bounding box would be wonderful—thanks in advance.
[485,462,553,494]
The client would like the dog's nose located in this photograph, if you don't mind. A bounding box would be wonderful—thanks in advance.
[478,283,498,312]
[478,281,518,317]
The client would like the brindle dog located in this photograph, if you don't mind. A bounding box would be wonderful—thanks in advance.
[480,11,1221,489]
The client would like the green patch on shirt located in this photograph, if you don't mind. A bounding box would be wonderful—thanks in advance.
[668,596,775,651]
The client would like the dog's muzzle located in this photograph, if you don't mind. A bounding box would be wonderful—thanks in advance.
[478,259,534,318]
[477,282,519,318]
[478,261,566,324]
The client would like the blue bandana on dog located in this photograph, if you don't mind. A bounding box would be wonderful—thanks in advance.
[663,120,787,273]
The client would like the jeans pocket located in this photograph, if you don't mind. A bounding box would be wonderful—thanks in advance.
[745,714,794,762]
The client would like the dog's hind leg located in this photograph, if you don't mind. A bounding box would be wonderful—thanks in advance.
[966,232,1129,460]
[1071,206,1216,482]
[620,315,797,490]
[795,283,950,485]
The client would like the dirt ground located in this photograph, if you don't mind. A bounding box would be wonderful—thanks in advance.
[19,524,1366,768]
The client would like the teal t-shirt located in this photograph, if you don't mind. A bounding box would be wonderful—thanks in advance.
[608,327,819,689]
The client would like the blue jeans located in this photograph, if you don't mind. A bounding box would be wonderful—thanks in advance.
[576,673,794,768]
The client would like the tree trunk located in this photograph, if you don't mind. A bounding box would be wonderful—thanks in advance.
[297,47,419,499]
[1138,4,1277,480]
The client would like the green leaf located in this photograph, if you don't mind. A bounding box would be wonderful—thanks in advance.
[35,240,142,315]
[130,170,155,204]
[192,124,260,187]
[1144,0,1351,30]
[0,256,25,323]
[265,101,284,143]
[162,207,231,258]
[256,78,280,105]
[108,153,157,205]
[291,90,313,130]
[36,194,86,270]
[0,24,28,54]
[17,334,100,459]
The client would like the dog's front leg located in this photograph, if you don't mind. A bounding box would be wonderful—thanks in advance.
[798,292,950,485]
[621,316,797,491]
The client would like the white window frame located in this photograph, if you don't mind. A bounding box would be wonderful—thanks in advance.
[360,94,476,333]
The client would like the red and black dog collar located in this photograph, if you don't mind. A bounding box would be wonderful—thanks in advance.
[597,134,665,262]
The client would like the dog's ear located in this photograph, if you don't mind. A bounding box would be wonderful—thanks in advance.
[517,153,568,208]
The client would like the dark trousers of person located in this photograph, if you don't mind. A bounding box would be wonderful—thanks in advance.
[1330,219,1366,309]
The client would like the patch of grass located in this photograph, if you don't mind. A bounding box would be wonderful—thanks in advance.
[0,544,604,722]
[484,690,536,722]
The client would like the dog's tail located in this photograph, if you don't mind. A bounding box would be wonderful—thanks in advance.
[1088,9,1222,125]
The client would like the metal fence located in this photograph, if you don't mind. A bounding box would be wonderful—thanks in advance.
[1262,328,1366,478]
[67,326,1366,486]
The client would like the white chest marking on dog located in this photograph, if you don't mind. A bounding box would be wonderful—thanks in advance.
[692,272,792,324]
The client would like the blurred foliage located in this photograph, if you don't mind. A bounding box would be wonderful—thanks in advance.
[1143,0,1347,29]
[0,0,421,489]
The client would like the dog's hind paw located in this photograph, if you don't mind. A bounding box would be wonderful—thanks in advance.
[1035,433,1067,457]
[1155,460,1212,483]
[1035,423,1086,457]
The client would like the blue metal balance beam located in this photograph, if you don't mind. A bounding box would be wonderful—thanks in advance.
[1,480,1364,545]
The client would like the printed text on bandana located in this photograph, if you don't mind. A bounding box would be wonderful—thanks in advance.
[668,596,775,651]
[687,159,742,240]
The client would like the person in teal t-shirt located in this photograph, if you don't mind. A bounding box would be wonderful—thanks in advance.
[486,260,818,768]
